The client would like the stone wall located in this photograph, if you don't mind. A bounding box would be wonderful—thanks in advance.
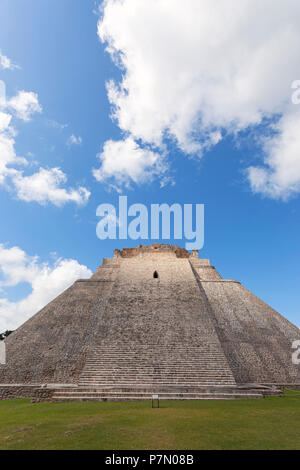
[0,385,40,400]
[32,388,54,403]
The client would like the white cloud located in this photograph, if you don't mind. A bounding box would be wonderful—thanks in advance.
[0,81,6,106]
[7,91,42,121]
[160,176,175,189]
[98,0,300,197]
[93,137,166,187]
[67,134,83,147]
[0,50,19,70]
[46,119,68,131]
[0,112,27,184]
[12,167,91,206]
[248,111,300,200]
[0,243,92,331]
[0,87,90,206]
[0,111,11,132]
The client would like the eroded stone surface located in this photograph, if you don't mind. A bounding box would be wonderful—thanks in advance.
[0,244,299,396]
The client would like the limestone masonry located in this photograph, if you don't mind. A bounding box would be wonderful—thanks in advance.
[0,244,299,401]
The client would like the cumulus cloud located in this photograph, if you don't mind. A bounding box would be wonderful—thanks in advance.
[248,111,300,199]
[0,111,11,132]
[98,0,300,198]
[0,243,92,331]
[0,89,42,187]
[67,134,83,147]
[0,50,19,70]
[6,91,42,121]
[12,167,91,206]
[0,111,27,184]
[0,86,90,206]
[93,137,166,187]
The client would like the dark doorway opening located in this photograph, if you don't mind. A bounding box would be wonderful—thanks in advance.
[153,271,159,279]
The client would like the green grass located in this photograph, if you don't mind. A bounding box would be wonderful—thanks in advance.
[0,390,300,450]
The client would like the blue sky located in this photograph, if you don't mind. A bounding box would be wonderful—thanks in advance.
[0,0,299,330]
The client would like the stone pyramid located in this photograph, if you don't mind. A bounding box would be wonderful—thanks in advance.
[0,244,299,401]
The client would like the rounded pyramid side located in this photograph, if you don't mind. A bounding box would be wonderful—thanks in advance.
[201,280,300,384]
[0,276,114,384]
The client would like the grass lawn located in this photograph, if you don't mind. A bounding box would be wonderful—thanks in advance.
[0,390,300,450]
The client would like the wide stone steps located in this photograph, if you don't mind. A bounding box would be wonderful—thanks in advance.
[81,369,233,372]
[81,374,231,378]
[50,386,263,401]
[82,370,232,375]
[81,378,234,383]
[83,359,231,363]
[80,380,235,385]
[81,378,233,382]
[52,386,241,392]
[52,395,263,401]
[82,367,231,370]
[52,391,258,397]
[79,383,235,387]
[80,375,234,380]
[79,344,236,388]
[45,383,282,401]
[85,361,230,365]
[83,365,230,369]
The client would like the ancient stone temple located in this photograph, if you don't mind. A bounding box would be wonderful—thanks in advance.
[0,244,299,401]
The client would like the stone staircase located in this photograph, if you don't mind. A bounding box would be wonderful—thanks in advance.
[46,344,282,402]
[47,343,271,401]
[50,385,265,401]
[78,344,236,388]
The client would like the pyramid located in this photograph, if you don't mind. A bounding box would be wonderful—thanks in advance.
[0,244,299,401]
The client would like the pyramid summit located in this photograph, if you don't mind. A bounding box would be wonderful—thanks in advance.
[0,244,299,401]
